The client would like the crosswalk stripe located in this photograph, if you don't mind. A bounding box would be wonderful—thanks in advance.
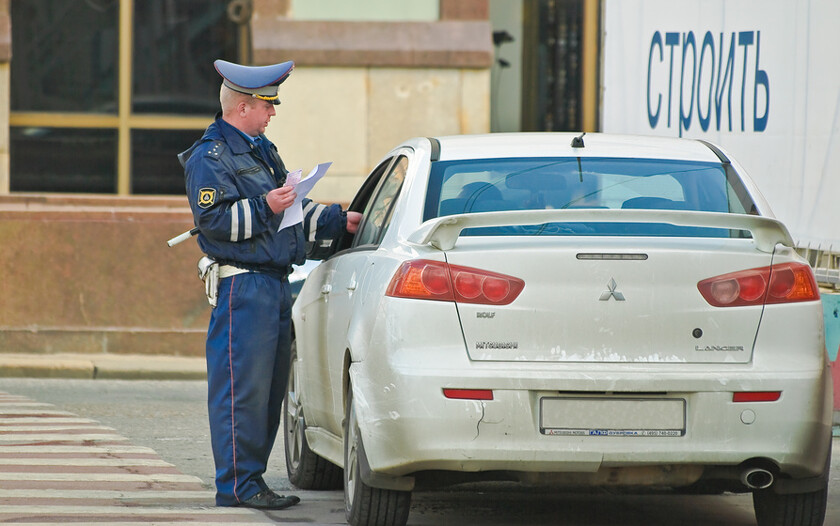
[0,417,98,424]
[0,458,174,467]
[0,473,202,482]
[0,445,156,453]
[0,504,253,515]
[0,523,270,526]
[0,425,115,432]
[0,489,213,499]
[0,433,129,442]
[0,408,76,415]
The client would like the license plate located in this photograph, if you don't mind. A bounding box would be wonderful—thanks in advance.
[540,397,685,437]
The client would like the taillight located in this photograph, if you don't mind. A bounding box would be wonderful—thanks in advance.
[697,262,819,307]
[386,259,524,305]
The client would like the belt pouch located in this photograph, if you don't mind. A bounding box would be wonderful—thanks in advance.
[197,256,220,307]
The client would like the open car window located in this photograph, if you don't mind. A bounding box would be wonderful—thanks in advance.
[354,155,408,247]
[328,156,395,255]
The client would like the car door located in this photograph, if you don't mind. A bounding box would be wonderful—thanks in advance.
[301,154,409,435]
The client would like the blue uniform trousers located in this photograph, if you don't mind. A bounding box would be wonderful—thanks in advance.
[205,271,291,506]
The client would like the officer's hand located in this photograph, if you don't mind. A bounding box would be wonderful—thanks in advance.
[266,186,296,214]
[345,211,362,234]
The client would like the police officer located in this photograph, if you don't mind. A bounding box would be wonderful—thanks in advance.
[181,59,361,509]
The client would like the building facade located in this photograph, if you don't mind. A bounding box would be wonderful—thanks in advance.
[0,0,597,358]
[1,0,496,202]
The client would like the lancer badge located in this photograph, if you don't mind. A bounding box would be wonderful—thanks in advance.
[599,278,625,301]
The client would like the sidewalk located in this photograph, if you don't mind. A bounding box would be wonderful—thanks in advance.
[0,353,206,381]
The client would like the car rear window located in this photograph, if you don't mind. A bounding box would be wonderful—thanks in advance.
[423,157,756,238]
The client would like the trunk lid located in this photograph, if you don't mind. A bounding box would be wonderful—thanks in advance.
[446,236,772,364]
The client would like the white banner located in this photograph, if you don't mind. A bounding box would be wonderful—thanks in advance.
[602,0,840,249]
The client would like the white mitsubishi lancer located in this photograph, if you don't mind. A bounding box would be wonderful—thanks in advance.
[283,133,833,526]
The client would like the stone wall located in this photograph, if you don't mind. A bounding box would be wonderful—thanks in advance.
[0,195,208,356]
[263,66,490,203]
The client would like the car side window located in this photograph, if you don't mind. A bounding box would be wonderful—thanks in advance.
[329,157,395,254]
[354,156,408,247]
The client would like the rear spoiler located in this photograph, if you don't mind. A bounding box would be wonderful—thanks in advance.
[407,209,794,252]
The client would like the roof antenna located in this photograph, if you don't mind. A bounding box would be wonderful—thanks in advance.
[571,132,586,148]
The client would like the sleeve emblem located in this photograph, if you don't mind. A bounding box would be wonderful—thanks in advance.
[197,188,217,209]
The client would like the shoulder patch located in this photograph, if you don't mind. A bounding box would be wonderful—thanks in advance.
[197,187,217,209]
[205,141,226,160]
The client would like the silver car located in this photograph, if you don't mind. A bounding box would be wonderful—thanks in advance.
[284,133,833,526]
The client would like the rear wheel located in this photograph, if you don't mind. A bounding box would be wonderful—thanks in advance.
[283,342,342,489]
[753,447,831,526]
[752,483,828,526]
[344,386,411,526]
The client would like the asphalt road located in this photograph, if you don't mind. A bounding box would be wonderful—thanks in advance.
[0,377,837,526]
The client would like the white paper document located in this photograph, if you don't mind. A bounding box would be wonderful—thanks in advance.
[278,162,332,231]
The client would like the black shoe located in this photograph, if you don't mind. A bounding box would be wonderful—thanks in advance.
[265,489,300,506]
[238,489,300,510]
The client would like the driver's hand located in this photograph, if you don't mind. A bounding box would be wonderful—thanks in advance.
[345,211,362,234]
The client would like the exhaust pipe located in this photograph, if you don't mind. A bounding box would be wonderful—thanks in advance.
[741,467,774,489]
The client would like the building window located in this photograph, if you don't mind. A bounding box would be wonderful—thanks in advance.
[10,1,118,114]
[10,128,118,193]
[133,1,236,117]
[10,0,241,195]
[131,129,201,195]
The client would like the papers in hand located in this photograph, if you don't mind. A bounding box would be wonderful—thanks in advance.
[278,162,332,231]
[285,169,302,187]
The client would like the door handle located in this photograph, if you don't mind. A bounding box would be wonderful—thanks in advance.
[347,278,357,291]
[320,284,332,295]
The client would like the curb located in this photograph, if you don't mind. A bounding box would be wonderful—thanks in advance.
[0,353,206,381]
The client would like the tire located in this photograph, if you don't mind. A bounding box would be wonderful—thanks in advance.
[283,342,342,490]
[753,484,828,526]
[753,445,831,526]
[344,386,411,526]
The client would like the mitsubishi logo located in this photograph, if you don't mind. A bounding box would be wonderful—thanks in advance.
[599,278,625,301]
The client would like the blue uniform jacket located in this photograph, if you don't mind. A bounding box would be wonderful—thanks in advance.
[181,115,346,270]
